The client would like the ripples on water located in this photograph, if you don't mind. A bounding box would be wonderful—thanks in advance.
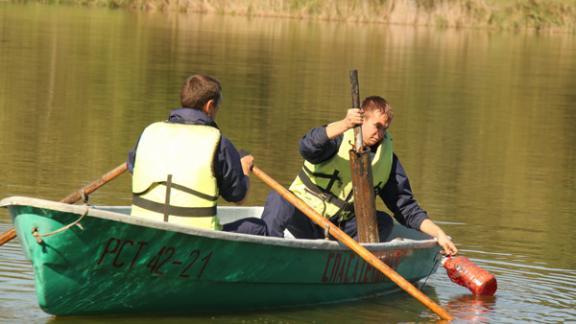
[1,3,576,323]
[430,245,576,323]
[0,224,48,321]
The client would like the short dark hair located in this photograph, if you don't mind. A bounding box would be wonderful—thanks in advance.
[180,74,222,109]
[362,96,393,120]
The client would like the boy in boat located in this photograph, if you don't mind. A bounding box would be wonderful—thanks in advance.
[261,96,457,255]
[127,74,267,236]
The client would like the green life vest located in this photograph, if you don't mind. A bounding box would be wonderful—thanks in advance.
[289,129,393,220]
[131,121,221,230]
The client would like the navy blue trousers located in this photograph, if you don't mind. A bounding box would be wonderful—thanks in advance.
[222,218,267,236]
[261,191,394,241]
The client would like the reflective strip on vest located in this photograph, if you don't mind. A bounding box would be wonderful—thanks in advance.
[289,129,393,220]
[131,121,221,230]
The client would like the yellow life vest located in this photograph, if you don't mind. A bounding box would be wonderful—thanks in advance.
[131,121,221,230]
[289,129,393,220]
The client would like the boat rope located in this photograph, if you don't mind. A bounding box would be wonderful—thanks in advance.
[418,252,442,290]
[31,206,90,244]
[80,190,89,203]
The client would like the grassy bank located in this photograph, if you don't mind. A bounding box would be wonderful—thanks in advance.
[17,0,576,31]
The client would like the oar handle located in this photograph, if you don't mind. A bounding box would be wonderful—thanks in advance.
[252,166,452,321]
[0,162,128,247]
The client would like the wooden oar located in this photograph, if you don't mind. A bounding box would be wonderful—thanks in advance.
[252,166,453,321]
[0,162,128,246]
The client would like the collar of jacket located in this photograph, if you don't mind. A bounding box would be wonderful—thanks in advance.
[168,108,219,129]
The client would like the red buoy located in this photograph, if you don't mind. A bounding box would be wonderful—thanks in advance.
[442,256,497,296]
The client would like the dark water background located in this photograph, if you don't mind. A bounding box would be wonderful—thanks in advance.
[1,3,575,322]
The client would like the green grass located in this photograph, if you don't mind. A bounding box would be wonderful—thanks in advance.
[13,0,576,31]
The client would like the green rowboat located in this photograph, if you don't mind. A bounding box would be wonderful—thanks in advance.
[0,196,441,316]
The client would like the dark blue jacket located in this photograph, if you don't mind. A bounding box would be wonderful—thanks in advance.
[128,108,248,203]
[299,126,428,230]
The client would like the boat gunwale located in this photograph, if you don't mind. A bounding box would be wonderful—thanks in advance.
[1,196,439,251]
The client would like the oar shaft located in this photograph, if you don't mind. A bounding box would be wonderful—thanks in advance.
[252,166,452,321]
[0,162,128,247]
[60,163,128,203]
[0,229,16,246]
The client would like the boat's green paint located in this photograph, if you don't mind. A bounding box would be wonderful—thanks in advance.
[1,196,441,316]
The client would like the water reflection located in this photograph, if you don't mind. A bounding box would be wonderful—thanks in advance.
[446,294,496,323]
[1,2,576,323]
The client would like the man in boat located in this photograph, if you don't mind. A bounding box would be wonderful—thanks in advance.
[127,74,267,235]
[261,96,458,255]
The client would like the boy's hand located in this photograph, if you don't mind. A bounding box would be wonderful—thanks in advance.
[240,155,254,176]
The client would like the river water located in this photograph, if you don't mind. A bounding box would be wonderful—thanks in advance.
[1,3,575,323]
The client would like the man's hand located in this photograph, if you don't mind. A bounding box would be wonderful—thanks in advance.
[419,218,458,256]
[326,108,364,139]
[240,154,254,176]
[437,233,458,256]
[344,108,364,129]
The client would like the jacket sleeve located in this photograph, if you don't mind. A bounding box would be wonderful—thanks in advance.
[215,137,248,202]
[127,135,142,174]
[127,149,135,174]
[379,154,429,230]
[299,126,342,164]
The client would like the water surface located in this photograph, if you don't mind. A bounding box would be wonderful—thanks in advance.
[1,3,575,322]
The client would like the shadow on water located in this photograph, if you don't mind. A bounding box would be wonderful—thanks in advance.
[43,287,447,323]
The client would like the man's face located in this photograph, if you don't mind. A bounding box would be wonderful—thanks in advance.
[362,109,392,147]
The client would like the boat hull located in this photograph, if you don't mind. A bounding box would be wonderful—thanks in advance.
[1,196,440,315]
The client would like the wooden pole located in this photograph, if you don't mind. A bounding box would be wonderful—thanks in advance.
[0,162,128,246]
[252,166,452,321]
[350,70,364,153]
[349,70,379,243]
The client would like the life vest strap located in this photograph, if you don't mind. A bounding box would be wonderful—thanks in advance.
[132,195,216,217]
[164,174,173,222]
[134,181,218,201]
[302,164,342,188]
[297,169,352,211]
